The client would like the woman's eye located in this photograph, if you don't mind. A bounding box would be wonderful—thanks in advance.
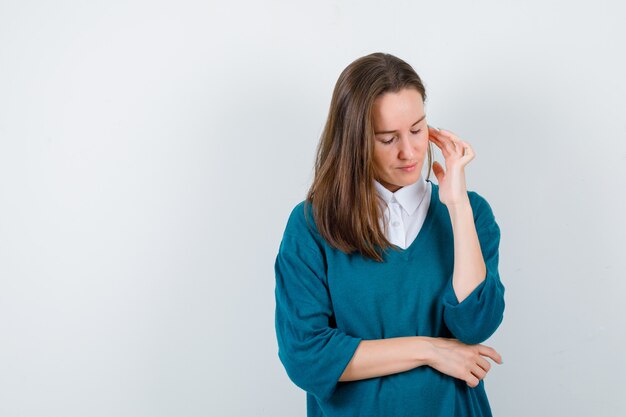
[380,130,420,144]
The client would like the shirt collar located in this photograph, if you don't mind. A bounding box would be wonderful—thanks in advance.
[373,177,428,216]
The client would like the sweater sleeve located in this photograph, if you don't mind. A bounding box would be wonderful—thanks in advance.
[274,213,362,401]
[441,193,505,345]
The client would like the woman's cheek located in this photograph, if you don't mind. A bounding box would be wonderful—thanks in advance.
[418,133,429,149]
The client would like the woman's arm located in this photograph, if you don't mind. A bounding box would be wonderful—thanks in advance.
[428,126,486,302]
[339,336,430,381]
[429,126,505,344]
[448,201,486,302]
[340,336,502,387]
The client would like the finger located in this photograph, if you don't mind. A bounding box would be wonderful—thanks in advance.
[438,129,470,156]
[471,364,487,380]
[466,374,480,388]
[447,136,466,156]
[437,128,460,141]
[428,132,444,147]
[437,131,463,155]
[428,134,451,158]
[428,127,445,144]
[476,356,491,373]
[429,130,456,156]
[432,160,445,182]
[478,345,502,364]
[459,140,475,160]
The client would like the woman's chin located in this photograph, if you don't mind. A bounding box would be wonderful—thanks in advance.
[395,172,422,186]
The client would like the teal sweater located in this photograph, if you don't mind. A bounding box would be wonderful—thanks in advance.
[274,181,505,417]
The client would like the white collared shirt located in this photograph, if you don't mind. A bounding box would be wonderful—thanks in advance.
[373,177,432,249]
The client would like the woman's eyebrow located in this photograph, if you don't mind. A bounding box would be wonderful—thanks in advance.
[374,114,426,134]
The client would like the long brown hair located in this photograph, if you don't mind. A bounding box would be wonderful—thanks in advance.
[306,52,433,262]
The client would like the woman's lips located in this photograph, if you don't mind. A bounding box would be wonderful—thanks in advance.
[398,163,417,172]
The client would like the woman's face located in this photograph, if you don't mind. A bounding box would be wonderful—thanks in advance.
[371,88,428,193]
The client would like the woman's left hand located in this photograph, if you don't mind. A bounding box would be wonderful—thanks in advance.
[428,125,475,207]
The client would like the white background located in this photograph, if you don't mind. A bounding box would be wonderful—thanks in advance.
[1,1,625,416]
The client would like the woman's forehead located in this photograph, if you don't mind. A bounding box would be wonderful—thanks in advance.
[372,89,425,130]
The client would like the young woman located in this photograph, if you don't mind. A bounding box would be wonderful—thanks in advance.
[274,52,505,417]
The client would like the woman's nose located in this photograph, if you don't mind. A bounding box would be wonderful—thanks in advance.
[398,136,415,159]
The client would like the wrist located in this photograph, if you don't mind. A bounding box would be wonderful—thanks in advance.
[413,336,436,367]
[446,199,472,222]
[445,196,471,211]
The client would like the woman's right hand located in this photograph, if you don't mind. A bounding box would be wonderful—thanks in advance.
[424,337,503,387]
